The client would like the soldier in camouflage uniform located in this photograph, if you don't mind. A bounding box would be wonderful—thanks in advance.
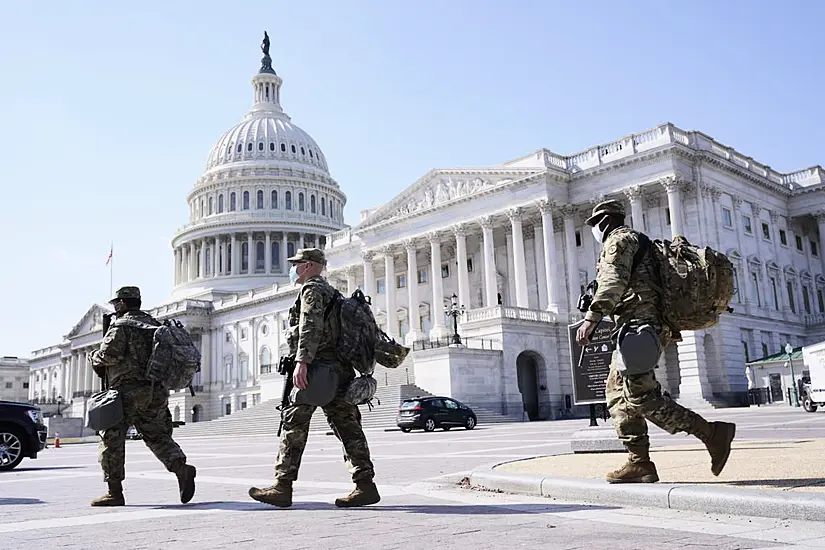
[576,200,736,483]
[87,286,197,506]
[249,248,379,508]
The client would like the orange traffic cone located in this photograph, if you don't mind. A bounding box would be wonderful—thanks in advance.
[54,432,60,449]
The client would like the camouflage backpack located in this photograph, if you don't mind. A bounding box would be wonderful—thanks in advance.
[634,234,735,332]
[116,318,202,393]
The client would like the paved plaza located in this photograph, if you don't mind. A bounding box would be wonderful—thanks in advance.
[2,405,825,548]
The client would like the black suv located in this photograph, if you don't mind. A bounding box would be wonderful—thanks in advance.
[397,396,477,433]
[0,401,48,471]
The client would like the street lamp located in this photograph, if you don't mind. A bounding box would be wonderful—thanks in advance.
[785,343,800,407]
[444,293,466,345]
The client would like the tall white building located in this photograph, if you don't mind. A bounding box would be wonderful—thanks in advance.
[26,45,825,424]
[0,357,30,403]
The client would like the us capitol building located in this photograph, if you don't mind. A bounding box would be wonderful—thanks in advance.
[26,41,825,425]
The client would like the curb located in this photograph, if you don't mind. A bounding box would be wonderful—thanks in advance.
[456,463,825,522]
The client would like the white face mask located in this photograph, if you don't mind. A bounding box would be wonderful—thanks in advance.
[591,225,605,243]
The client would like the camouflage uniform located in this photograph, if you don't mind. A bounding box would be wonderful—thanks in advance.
[584,201,735,482]
[87,286,195,505]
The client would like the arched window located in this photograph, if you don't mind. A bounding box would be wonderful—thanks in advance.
[241,242,249,272]
[310,195,316,214]
[298,192,305,211]
[301,147,305,156]
[256,241,265,271]
[291,144,296,154]
[321,197,326,216]
[281,143,286,152]
[256,190,264,209]
[200,200,204,218]
[272,241,280,270]
[230,192,237,211]
[287,241,295,258]
[247,143,253,152]
[260,347,272,369]
[208,196,214,215]
[218,194,225,213]
[236,143,242,153]
[271,190,278,209]
[285,191,292,210]
[258,142,264,151]
[243,191,250,210]
[269,142,275,151]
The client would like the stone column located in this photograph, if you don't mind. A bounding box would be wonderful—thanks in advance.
[428,232,449,338]
[383,246,397,337]
[174,248,180,285]
[507,207,529,308]
[624,185,645,232]
[299,233,305,250]
[480,216,498,307]
[210,238,217,277]
[362,251,376,307]
[676,331,716,407]
[538,200,562,313]
[83,350,92,394]
[404,239,424,344]
[345,266,357,295]
[562,205,581,314]
[188,242,196,280]
[662,177,684,238]
[731,198,751,306]
[230,233,238,275]
[281,232,288,270]
[817,211,825,275]
[265,232,272,274]
[247,232,254,273]
[198,241,205,279]
[200,330,210,387]
[452,224,471,310]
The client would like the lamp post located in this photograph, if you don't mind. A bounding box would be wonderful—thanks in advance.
[56,395,64,417]
[785,343,799,407]
[444,293,466,345]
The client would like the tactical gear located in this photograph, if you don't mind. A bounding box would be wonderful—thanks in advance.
[249,480,293,508]
[109,286,141,303]
[85,388,123,432]
[287,247,327,265]
[585,199,626,227]
[334,480,381,507]
[635,234,735,332]
[91,481,125,507]
[374,329,410,369]
[605,446,659,484]
[176,464,197,504]
[692,420,736,476]
[615,323,661,376]
[290,361,340,408]
[115,318,202,393]
[344,374,378,407]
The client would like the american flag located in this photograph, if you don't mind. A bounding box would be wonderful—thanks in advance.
[105,244,113,266]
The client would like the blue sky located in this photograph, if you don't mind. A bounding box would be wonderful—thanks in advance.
[1,0,823,358]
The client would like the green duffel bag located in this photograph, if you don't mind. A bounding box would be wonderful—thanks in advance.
[290,361,340,408]
[85,389,124,431]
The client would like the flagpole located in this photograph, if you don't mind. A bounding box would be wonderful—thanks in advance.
[109,242,113,299]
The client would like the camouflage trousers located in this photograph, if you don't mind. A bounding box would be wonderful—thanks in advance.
[605,344,704,449]
[99,383,186,482]
[275,385,375,484]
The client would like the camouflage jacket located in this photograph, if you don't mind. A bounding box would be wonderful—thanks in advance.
[584,226,663,330]
[88,310,160,388]
[287,275,339,365]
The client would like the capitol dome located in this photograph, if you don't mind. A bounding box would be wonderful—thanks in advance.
[170,35,347,299]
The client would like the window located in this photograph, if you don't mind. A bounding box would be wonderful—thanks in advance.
[803,286,811,314]
[321,197,326,216]
[285,191,292,210]
[258,142,264,151]
[236,143,242,153]
[812,241,819,257]
[467,258,474,273]
[272,241,280,270]
[398,318,409,338]
[796,235,804,251]
[291,145,296,154]
[762,342,769,358]
[218,194,225,213]
[287,241,295,258]
[397,274,407,289]
[298,192,305,211]
[752,273,761,306]
[770,277,778,309]
[762,222,770,240]
[269,142,275,151]
[23,382,29,389]
[247,143,253,152]
[243,191,250,210]
[444,399,459,410]
[225,332,231,343]
[240,356,248,382]
[743,215,752,234]
[376,278,386,294]
[241,328,248,340]
[417,268,428,284]
[787,282,796,313]
[818,289,824,313]
[575,231,582,247]
[260,347,271,368]
[441,264,450,278]
[780,229,788,246]
[5,382,11,389]
[665,208,672,226]
[310,149,314,158]
[301,146,306,156]
[310,195,316,213]
[722,208,733,228]
[208,197,214,215]
[257,190,264,209]
[230,192,237,211]
[241,242,249,272]
[256,242,265,271]
[271,190,278,209]
[225,360,232,383]
[742,341,750,363]
[732,269,741,304]
[281,143,286,152]
[261,324,269,336]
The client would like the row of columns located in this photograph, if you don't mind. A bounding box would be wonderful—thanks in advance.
[30,348,101,402]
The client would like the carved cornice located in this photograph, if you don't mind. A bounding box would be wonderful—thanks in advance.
[732,197,744,210]
[769,210,779,223]
[751,203,762,217]
[452,223,468,238]
[710,188,722,201]
[379,244,396,257]
[479,215,494,230]
[814,210,825,224]
[623,185,644,202]
[536,198,555,215]
[403,238,417,253]
[426,231,442,244]
[360,250,375,263]
[506,207,522,222]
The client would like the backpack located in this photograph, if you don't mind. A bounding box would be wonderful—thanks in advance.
[116,317,202,393]
[632,233,735,332]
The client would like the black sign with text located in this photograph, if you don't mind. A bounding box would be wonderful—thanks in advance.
[568,318,616,405]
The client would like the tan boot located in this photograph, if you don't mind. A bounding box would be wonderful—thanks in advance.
[91,481,125,507]
[248,480,292,508]
[176,464,197,504]
[692,420,736,476]
[334,480,381,508]
[605,446,659,484]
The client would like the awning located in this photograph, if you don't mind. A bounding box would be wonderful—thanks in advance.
[746,346,804,368]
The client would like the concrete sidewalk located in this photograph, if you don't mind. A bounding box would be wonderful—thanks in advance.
[455,437,825,522]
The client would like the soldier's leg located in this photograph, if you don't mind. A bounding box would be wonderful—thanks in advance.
[93,418,129,506]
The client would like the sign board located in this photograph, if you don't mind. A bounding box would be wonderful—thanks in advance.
[568,318,616,405]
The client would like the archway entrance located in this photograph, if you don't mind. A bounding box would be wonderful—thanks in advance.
[192,405,202,423]
[516,352,540,421]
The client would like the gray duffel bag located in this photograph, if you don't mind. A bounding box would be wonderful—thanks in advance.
[85,388,123,432]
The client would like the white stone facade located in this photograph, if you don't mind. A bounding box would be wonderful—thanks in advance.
[25,54,825,422]
[0,356,30,403]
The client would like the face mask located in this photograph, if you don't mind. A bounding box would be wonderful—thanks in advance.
[591,225,605,243]
[289,265,300,283]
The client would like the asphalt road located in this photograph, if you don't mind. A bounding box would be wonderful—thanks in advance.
[1,404,824,549]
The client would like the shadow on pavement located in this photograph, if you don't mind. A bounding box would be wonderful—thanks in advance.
[697,478,825,489]
[350,503,617,515]
[11,466,87,472]
[0,498,46,505]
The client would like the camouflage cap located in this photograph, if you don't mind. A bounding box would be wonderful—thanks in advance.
[109,286,141,303]
[585,199,626,227]
[287,247,326,265]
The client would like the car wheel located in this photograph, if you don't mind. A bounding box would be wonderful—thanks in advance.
[0,429,26,471]
[400,427,411,433]
[464,416,476,430]
[423,418,436,432]
[803,396,818,413]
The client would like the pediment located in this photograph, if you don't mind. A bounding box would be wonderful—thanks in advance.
[66,304,112,339]
[357,168,545,228]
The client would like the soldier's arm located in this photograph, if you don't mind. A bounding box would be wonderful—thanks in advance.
[585,233,638,323]
[295,284,327,364]
[88,325,128,369]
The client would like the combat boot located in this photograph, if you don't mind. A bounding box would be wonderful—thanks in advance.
[334,480,381,508]
[605,446,659,484]
[691,419,736,476]
[248,480,293,508]
[91,481,125,507]
[175,464,197,504]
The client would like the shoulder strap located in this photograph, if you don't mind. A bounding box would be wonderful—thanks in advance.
[114,318,160,331]
[323,289,343,321]
[630,232,651,274]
